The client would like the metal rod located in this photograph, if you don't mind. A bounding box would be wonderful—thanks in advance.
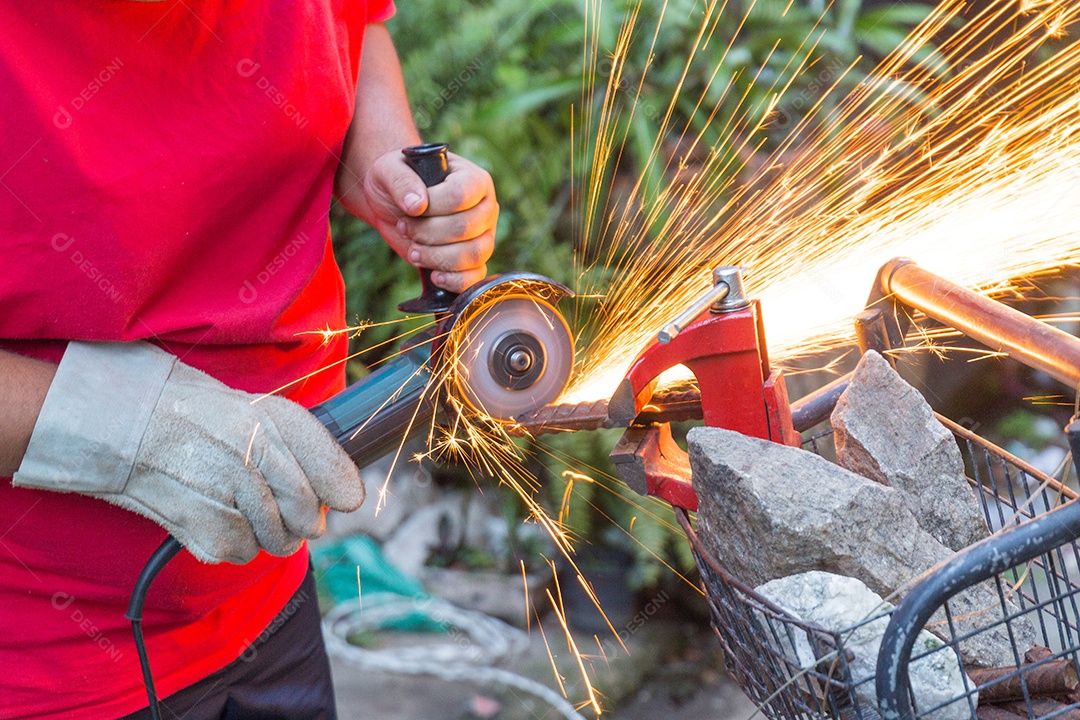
[514,373,846,436]
[658,282,730,343]
[855,307,893,359]
[883,260,1080,391]
[789,372,851,431]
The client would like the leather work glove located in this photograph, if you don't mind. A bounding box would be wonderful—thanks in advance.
[14,341,364,564]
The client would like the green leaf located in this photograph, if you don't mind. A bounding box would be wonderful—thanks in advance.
[836,0,863,41]
[483,79,581,120]
[856,25,912,58]
[858,3,935,30]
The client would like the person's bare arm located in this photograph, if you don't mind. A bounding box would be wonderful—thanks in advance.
[0,350,56,476]
[335,23,498,293]
[335,23,421,196]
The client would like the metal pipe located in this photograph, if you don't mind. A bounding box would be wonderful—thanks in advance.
[882,259,1080,391]
[657,266,752,343]
[790,372,851,431]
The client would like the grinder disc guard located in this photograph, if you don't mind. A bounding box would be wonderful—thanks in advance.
[447,295,574,420]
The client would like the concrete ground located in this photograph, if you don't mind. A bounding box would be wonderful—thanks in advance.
[317,463,762,720]
[328,614,760,720]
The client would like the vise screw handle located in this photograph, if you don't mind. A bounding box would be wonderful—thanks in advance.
[397,143,456,315]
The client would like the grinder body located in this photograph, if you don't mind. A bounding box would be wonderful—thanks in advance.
[310,272,574,468]
[310,339,436,466]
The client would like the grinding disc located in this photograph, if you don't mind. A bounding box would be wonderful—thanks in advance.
[448,295,574,421]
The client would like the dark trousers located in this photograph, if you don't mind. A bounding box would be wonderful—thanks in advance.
[123,566,336,720]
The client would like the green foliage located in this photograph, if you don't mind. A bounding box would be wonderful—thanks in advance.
[994,409,1064,451]
[538,428,696,590]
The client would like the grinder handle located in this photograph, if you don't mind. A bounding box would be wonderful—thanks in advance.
[398,143,457,315]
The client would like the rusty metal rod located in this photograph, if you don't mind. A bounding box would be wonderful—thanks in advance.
[998,700,1080,720]
[882,259,1080,391]
[511,388,705,436]
[513,379,842,436]
[969,659,1079,703]
[976,707,1027,720]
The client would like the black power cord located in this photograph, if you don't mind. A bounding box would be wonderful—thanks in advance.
[126,536,184,720]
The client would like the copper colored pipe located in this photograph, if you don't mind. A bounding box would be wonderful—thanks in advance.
[882,259,1080,391]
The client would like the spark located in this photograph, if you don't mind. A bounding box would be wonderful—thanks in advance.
[244,421,261,467]
[535,600,570,700]
[294,316,415,345]
[521,559,531,634]
[594,635,612,670]
[296,322,369,348]
[252,316,437,403]
[1025,394,1075,406]
[546,588,604,715]
[565,0,1080,404]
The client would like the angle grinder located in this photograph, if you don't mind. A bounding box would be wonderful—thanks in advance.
[311,271,574,464]
[129,143,576,719]
[312,142,575,466]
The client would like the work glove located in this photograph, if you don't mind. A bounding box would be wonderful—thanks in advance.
[13,341,364,564]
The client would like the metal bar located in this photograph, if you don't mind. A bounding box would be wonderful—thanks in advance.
[515,373,848,437]
[882,260,1080,391]
[855,307,893,359]
[789,373,851,431]
[510,389,704,436]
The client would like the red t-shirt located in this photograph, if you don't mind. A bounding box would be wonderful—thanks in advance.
[0,1,393,717]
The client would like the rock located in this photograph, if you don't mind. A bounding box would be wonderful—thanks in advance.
[690,425,943,594]
[756,571,973,720]
[688,426,1035,667]
[831,351,989,551]
[380,501,455,577]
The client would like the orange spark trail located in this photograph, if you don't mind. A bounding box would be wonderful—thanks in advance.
[566,0,1080,404]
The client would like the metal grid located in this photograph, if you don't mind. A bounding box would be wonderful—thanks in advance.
[677,421,1080,719]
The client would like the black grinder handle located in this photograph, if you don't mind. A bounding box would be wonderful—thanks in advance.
[398,143,457,314]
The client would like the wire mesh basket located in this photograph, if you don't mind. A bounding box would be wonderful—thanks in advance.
[676,415,1080,720]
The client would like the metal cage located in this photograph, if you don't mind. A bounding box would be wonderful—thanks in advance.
[678,416,1080,720]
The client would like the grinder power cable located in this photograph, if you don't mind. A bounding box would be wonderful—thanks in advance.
[127,143,576,719]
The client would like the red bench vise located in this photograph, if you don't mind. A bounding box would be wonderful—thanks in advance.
[607,267,801,511]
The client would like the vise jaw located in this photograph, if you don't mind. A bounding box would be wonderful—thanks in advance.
[608,274,800,510]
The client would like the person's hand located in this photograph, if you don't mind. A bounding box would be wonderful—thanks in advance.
[358,149,498,293]
[13,341,364,564]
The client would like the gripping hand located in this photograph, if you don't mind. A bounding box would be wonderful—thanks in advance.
[14,342,364,564]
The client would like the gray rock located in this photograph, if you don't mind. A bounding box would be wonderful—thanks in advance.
[688,426,1035,667]
[381,501,456,577]
[831,351,989,551]
[756,571,974,720]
